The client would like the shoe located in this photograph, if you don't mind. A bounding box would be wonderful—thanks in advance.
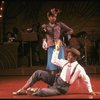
[31,88,41,96]
[27,87,39,95]
[12,89,27,95]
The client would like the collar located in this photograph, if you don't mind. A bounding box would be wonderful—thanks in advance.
[68,61,78,67]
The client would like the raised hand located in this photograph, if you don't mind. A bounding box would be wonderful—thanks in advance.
[55,39,62,51]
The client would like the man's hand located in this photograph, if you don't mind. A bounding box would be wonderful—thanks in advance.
[55,40,62,51]
[90,91,100,95]
[90,92,96,95]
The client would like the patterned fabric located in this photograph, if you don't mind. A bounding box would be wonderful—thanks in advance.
[42,22,73,48]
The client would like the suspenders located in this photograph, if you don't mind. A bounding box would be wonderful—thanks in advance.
[63,62,78,84]
[63,62,69,67]
[70,64,78,80]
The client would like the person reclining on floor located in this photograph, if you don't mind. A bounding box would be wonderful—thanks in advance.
[12,40,96,96]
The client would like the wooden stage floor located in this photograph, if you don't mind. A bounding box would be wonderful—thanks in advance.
[0,74,100,99]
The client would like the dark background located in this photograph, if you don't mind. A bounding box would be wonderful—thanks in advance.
[0,0,100,68]
[0,0,100,41]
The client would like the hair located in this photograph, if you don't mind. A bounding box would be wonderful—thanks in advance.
[47,8,61,17]
[67,51,76,57]
[47,11,55,17]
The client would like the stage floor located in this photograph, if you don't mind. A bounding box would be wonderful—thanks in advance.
[0,74,100,99]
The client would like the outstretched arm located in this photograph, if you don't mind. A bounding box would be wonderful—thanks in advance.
[79,67,96,95]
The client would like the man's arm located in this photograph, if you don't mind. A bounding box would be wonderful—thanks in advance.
[79,67,96,95]
[51,49,67,68]
[51,40,68,67]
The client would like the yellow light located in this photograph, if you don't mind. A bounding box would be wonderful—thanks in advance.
[0,15,2,18]
[2,1,4,4]
[0,7,3,10]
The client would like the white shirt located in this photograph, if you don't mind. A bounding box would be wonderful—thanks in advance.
[51,50,93,93]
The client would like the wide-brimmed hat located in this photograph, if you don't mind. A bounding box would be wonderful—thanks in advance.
[67,48,80,57]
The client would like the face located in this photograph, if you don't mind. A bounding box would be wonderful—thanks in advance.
[48,16,57,24]
[66,52,76,63]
